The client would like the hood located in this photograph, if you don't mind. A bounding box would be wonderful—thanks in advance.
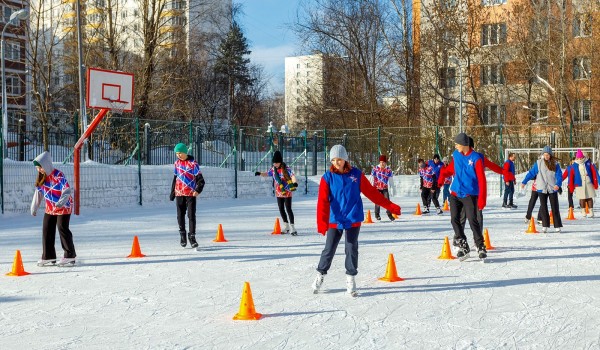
[33,151,54,174]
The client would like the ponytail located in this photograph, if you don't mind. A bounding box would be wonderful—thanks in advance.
[35,172,46,187]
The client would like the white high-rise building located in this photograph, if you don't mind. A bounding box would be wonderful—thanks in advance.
[284,54,325,131]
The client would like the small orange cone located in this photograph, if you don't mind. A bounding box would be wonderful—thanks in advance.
[364,210,374,223]
[392,213,399,219]
[443,200,450,211]
[213,224,228,242]
[414,203,422,216]
[5,250,30,276]
[483,228,495,250]
[271,218,282,235]
[378,254,404,282]
[233,282,262,320]
[549,211,554,225]
[438,236,456,260]
[586,202,590,214]
[566,207,576,220]
[127,236,146,258]
[525,217,539,234]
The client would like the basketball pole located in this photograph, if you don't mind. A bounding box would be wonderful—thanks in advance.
[73,108,109,215]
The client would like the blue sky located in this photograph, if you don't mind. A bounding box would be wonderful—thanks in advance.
[239,1,301,93]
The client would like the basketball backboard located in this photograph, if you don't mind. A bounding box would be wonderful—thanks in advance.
[86,68,135,112]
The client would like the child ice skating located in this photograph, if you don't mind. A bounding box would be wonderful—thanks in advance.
[418,158,438,214]
[370,154,395,221]
[170,143,205,248]
[521,146,563,232]
[312,145,401,297]
[570,149,599,217]
[30,151,77,267]
[503,153,517,209]
[255,150,299,235]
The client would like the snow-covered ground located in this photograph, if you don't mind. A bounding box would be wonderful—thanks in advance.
[1,194,600,349]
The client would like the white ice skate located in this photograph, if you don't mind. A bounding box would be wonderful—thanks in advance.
[312,273,324,294]
[57,258,76,267]
[346,275,358,297]
[37,259,56,267]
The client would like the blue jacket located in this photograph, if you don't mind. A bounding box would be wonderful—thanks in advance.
[450,149,484,198]
[428,159,443,179]
[321,167,364,229]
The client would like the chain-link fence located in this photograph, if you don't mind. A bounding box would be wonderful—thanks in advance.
[2,113,599,212]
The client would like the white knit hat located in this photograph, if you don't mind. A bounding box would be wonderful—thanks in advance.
[329,144,348,161]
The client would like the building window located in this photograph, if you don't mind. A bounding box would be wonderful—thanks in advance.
[121,11,127,19]
[481,23,507,46]
[482,0,506,5]
[528,102,548,123]
[573,57,591,80]
[2,6,13,23]
[306,63,310,68]
[573,13,592,38]
[439,68,456,88]
[480,64,505,85]
[481,104,505,125]
[94,0,105,7]
[439,106,456,126]
[5,41,20,61]
[6,75,21,95]
[296,64,300,69]
[573,100,591,123]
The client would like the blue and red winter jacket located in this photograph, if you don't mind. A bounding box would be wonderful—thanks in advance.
[419,165,435,188]
[171,156,205,198]
[427,159,443,180]
[317,166,401,234]
[567,159,599,190]
[371,165,393,190]
[36,169,73,215]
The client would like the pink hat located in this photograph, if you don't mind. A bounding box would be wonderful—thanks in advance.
[576,149,584,158]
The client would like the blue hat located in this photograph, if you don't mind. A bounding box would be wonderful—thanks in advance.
[542,145,553,156]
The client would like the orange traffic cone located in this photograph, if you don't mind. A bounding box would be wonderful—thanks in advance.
[438,236,456,260]
[213,224,228,242]
[233,282,262,320]
[364,210,374,223]
[586,202,590,215]
[443,200,450,211]
[549,211,554,225]
[414,203,422,216]
[271,218,282,235]
[127,236,146,258]
[525,217,539,234]
[5,250,30,276]
[392,213,399,219]
[483,228,495,250]
[566,207,576,220]
[378,254,404,282]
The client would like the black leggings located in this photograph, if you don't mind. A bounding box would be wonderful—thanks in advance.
[277,197,294,224]
[42,213,76,260]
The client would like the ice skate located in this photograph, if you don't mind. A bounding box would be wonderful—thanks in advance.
[179,231,187,248]
[422,207,430,214]
[581,209,587,218]
[541,227,548,233]
[477,246,487,260]
[57,258,76,267]
[456,240,470,261]
[312,273,324,294]
[346,275,358,297]
[188,233,198,248]
[555,227,561,233]
[283,222,290,234]
[37,259,56,267]
[509,202,518,209]
[290,224,298,236]
[436,207,443,215]
[375,214,381,221]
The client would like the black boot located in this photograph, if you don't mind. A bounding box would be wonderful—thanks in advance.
[179,231,187,247]
[188,233,198,248]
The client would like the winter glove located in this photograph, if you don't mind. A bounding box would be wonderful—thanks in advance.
[254,171,261,176]
[558,187,563,195]
[169,192,175,201]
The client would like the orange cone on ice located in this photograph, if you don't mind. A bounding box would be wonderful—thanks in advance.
[5,250,30,277]
[392,213,399,219]
[233,282,262,320]
[549,211,554,225]
[443,200,449,211]
[414,203,422,216]
[364,210,374,224]
[483,228,495,250]
[213,224,228,242]
[586,202,590,215]
[566,207,576,220]
[127,236,146,258]
[271,218,282,235]
[525,217,539,234]
[378,254,404,282]
[438,236,456,260]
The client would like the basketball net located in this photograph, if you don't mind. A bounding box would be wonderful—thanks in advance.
[108,99,128,114]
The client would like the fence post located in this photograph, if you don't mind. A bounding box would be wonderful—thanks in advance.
[144,122,151,165]
[342,133,348,149]
[188,120,193,147]
[312,132,318,176]
[18,118,25,161]
[136,118,143,206]
[239,128,245,171]
[278,132,284,156]
[234,126,238,199]
[196,127,203,166]
[550,130,555,149]
[569,121,573,157]
[304,129,308,194]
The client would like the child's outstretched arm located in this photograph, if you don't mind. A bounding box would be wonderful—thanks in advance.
[359,174,401,215]
[316,177,331,235]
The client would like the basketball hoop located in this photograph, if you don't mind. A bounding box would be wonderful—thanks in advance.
[108,99,128,114]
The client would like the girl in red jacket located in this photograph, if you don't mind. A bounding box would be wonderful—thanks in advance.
[312,145,401,297]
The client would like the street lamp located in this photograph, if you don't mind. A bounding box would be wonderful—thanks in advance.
[2,8,28,156]
[448,56,463,133]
